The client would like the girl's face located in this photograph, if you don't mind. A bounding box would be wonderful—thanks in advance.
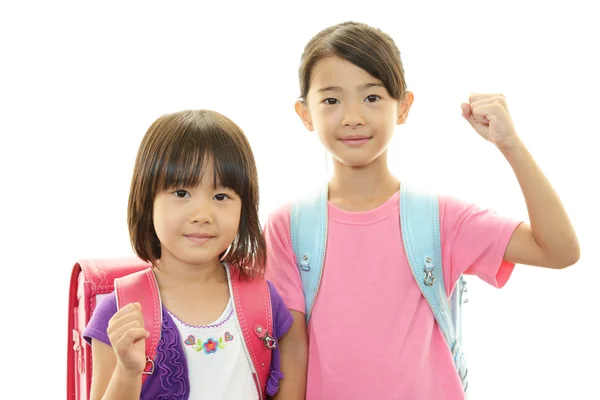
[152,163,241,270]
[297,56,413,169]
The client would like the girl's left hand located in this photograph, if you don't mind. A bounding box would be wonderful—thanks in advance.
[461,93,520,151]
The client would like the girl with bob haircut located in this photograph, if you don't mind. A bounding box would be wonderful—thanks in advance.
[84,109,302,399]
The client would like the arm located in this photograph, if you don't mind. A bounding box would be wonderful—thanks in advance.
[90,340,142,400]
[88,302,148,400]
[273,310,308,400]
[501,140,580,268]
[462,94,580,269]
[263,206,309,398]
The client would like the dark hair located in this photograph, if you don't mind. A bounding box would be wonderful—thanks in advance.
[299,21,407,101]
[127,109,265,279]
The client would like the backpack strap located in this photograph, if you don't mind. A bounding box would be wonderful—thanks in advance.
[400,183,468,391]
[290,183,328,323]
[114,268,162,385]
[230,269,273,399]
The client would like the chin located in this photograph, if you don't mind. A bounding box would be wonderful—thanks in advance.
[333,154,379,168]
[176,252,222,267]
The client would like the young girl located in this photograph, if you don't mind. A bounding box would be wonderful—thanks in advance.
[263,21,580,399]
[84,109,303,399]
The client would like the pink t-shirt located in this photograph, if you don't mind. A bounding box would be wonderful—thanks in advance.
[264,190,522,400]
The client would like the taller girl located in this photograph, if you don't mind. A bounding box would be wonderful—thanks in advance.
[263,21,579,399]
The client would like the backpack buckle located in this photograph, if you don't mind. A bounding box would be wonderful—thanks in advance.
[424,256,435,286]
[300,254,310,271]
[262,333,277,349]
[142,355,155,375]
[255,325,277,349]
[424,270,435,286]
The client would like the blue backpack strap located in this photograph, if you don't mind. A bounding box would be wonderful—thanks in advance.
[400,183,469,392]
[290,183,328,323]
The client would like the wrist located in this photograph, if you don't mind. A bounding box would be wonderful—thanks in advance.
[114,362,144,381]
[497,136,526,158]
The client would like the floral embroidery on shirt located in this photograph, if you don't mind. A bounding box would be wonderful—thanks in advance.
[184,333,234,354]
[203,338,219,354]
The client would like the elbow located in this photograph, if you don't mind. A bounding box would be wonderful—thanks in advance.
[551,238,581,269]
[561,247,580,269]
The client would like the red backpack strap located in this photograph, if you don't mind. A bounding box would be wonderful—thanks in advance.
[114,268,162,385]
[230,271,273,398]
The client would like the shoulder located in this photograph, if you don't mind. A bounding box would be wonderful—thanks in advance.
[267,280,294,337]
[436,189,519,233]
[82,291,118,346]
[437,190,484,218]
[264,201,292,229]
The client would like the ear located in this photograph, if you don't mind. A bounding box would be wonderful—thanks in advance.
[396,91,414,125]
[295,99,314,131]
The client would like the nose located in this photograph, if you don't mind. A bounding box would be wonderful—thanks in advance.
[189,201,214,225]
[341,102,365,129]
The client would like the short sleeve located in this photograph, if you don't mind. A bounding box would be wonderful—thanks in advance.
[440,194,523,293]
[82,292,118,347]
[267,281,294,338]
[263,203,306,313]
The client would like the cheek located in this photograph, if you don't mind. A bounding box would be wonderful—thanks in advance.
[225,206,242,235]
[152,200,178,237]
[385,104,400,124]
[152,207,168,239]
[371,106,397,129]
[314,111,340,134]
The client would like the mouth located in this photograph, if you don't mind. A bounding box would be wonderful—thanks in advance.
[184,233,215,244]
[339,136,372,146]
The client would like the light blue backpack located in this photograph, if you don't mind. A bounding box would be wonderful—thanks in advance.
[290,182,469,393]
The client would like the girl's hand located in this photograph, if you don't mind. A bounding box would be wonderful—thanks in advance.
[106,302,149,378]
[461,93,520,151]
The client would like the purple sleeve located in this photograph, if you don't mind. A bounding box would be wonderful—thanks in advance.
[267,281,293,338]
[266,280,294,396]
[82,292,118,347]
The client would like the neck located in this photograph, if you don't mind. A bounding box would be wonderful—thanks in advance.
[153,255,227,289]
[329,151,399,210]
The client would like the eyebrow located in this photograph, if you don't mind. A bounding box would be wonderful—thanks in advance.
[316,82,385,93]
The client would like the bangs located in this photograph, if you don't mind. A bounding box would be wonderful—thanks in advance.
[299,21,406,101]
[329,31,402,99]
[152,120,249,195]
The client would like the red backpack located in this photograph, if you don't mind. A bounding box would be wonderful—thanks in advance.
[67,257,274,399]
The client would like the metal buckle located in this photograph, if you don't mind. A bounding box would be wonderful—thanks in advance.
[262,333,277,349]
[142,355,154,375]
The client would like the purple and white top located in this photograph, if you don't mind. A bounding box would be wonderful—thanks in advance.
[84,270,293,399]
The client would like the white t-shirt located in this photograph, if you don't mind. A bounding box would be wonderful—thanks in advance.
[167,297,258,400]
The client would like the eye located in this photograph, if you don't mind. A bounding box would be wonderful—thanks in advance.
[323,98,340,105]
[214,193,231,201]
[365,95,381,103]
[173,190,190,198]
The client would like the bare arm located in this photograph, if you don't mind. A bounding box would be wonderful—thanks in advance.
[90,302,148,400]
[501,140,580,269]
[273,310,308,400]
[89,339,142,400]
[462,94,580,269]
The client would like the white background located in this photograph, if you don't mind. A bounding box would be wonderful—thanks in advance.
[1,0,598,398]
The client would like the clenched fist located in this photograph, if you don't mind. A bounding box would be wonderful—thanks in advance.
[107,302,149,377]
[461,93,520,151]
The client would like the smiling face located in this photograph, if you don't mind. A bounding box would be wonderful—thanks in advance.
[127,110,266,278]
[152,163,242,269]
[296,56,413,168]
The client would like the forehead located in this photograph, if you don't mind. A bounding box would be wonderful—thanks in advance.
[309,56,383,91]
